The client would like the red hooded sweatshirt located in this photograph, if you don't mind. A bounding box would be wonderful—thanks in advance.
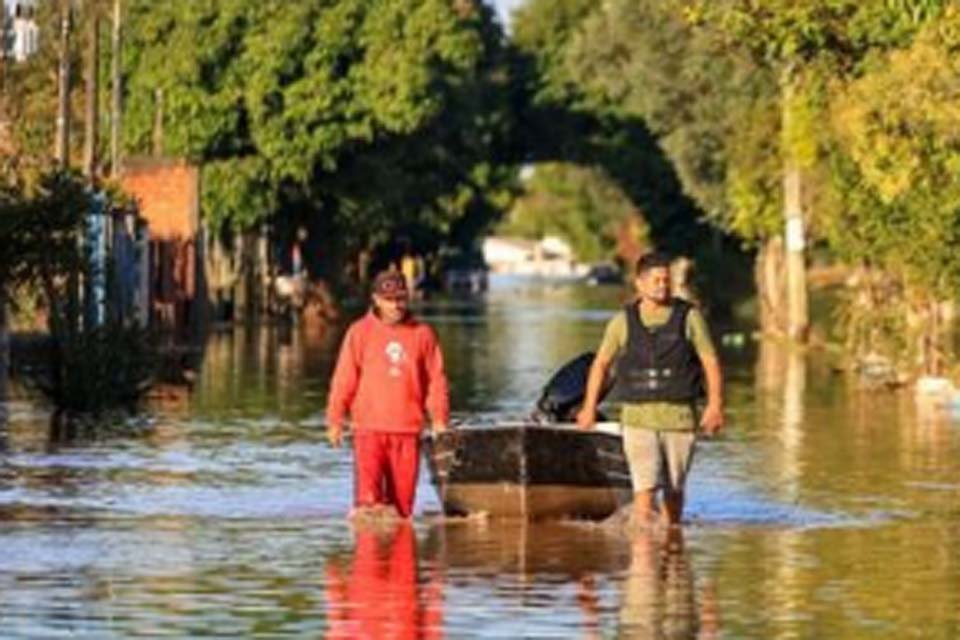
[326,310,450,433]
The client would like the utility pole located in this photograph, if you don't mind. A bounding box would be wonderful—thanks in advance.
[83,12,100,178]
[110,0,121,175]
[55,0,72,167]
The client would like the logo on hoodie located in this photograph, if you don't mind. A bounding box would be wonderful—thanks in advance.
[385,340,406,377]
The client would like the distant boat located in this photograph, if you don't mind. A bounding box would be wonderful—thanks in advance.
[423,421,632,520]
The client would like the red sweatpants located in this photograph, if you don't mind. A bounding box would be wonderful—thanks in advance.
[353,432,421,518]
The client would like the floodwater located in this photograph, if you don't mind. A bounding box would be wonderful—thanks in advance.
[2,281,960,638]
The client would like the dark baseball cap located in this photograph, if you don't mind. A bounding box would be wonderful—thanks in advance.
[372,270,409,300]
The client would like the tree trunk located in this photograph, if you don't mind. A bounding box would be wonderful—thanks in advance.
[670,256,697,304]
[257,224,271,315]
[755,236,786,336]
[357,247,371,285]
[0,3,7,158]
[234,233,250,319]
[55,0,72,167]
[0,293,7,432]
[906,293,954,376]
[0,0,7,94]
[780,68,809,342]
[204,226,241,323]
[83,15,99,179]
[110,0,122,175]
[152,87,164,156]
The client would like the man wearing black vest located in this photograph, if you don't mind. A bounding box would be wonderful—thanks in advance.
[577,252,724,527]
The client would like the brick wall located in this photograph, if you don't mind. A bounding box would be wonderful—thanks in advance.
[119,158,199,241]
[119,157,204,333]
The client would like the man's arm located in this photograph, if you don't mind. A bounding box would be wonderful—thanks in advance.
[698,352,724,436]
[423,327,450,433]
[325,326,361,447]
[686,308,724,435]
[576,313,624,430]
[576,352,613,430]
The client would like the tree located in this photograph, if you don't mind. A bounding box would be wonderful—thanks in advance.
[826,7,960,372]
[499,162,647,263]
[119,0,512,279]
[509,0,742,267]
[692,1,952,341]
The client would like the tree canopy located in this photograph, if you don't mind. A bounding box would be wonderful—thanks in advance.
[6,0,960,368]
[117,0,515,263]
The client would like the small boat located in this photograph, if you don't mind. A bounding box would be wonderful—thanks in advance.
[423,421,632,520]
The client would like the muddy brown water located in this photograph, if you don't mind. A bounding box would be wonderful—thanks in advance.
[2,281,960,637]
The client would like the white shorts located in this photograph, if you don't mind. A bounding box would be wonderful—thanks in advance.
[622,428,696,493]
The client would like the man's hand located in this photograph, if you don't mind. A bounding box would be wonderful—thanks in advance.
[431,421,448,436]
[699,403,724,437]
[327,423,343,448]
[575,406,597,431]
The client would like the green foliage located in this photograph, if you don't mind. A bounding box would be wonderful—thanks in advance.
[689,0,948,64]
[509,0,726,258]
[9,0,960,374]
[511,0,596,105]
[23,322,157,417]
[498,163,645,262]
[3,2,66,163]
[0,169,88,300]
[565,0,783,242]
[121,0,510,257]
[1,169,157,415]
[829,6,960,295]
[201,157,276,230]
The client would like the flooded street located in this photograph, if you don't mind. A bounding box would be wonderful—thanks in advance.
[2,283,960,638]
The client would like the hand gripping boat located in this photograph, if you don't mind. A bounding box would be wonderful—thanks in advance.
[423,353,632,520]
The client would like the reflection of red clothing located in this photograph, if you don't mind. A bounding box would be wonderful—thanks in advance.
[354,432,420,517]
[325,524,443,640]
[326,311,449,433]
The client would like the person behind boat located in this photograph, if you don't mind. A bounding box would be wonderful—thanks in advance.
[325,270,450,518]
[576,252,724,527]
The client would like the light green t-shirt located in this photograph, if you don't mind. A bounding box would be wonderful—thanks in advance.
[597,303,715,431]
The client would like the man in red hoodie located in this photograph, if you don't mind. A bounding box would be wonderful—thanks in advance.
[326,270,450,518]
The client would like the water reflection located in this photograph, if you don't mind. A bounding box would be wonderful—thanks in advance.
[325,521,443,639]
[422,520,633,637]
[193,323,340,421]
[755,340,807,503]
[4,287,960,637]
[426,284,617,413]
[618,529,717,640]
[426,519,630,579]
[0,327,10,453]
[423,520,717,639]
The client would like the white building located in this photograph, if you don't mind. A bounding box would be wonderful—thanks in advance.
[483,235,587,278]
[482,236,538,268]
[6,0,39,62]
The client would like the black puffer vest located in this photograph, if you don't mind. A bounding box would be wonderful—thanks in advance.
[613,299,703,403]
